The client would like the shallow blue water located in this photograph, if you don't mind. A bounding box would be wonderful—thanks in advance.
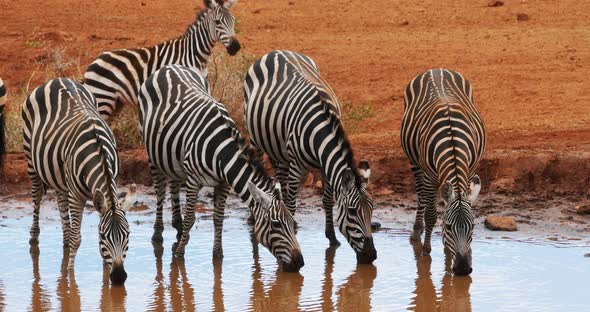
[0,196,588,311]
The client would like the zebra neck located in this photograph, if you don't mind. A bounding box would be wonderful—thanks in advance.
[170,12,216,71]
[318,141,356,195]
[220,151,272,203]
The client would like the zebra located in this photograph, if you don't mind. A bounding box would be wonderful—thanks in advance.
[138,64,304,272]
[22,78,133,285]
[0,78,6,168]
[243,50,377,264]
[84,0,240,120]
[401,68,486,275]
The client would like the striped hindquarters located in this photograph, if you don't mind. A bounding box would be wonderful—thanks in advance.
[401,68,486,192]
[22,78,119,200]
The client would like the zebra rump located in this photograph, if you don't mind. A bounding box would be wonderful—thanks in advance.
[22,78,131,285]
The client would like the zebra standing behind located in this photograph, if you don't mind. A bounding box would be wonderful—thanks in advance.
[139,65,304,272]
[243,50,377,264]
[22,78,133,285]
[84,0,240,120]
[401,68,486,275]
[0,78,7,168]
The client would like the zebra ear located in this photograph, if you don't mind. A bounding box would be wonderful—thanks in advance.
[341,169,356,193]
[357,160,371,187]
[93,190,107,214]
[442,182,456,204]
[224,0,237,9]
[204,0,220,9]
[468,175,481,204]
[248,181,272,210]
[119,184,137,212]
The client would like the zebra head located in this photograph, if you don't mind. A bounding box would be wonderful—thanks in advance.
[94,185,133,285]
[441,176,481,275]
[248,181,304,272]
[336,160,377,264]
[205,0,241,56]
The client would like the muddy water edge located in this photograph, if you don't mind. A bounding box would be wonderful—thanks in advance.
[0,186,589,311]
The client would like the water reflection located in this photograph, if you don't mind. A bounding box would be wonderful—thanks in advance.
[320,247,337,312]
[408,241,472,311]
[56,249,80,312]
[337,263,377,310]
[29,246,51,311]
[148,245,196,312]
[248,229,304,311]
[212,258,225,312]
[100,264,126,311]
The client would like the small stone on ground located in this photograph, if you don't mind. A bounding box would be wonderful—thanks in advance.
[485,215,517,231]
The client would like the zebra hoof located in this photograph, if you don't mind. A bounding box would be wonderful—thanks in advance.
[151,233,164,244]
[29,237,39,245]
[329,239,341,247]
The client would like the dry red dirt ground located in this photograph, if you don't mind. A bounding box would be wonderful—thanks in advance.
[1,0,590,197]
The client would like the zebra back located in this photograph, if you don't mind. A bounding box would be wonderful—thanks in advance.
[22,78,119,204]
[139,65,273,197]
[84,1,240,120]
[402,68,486,195]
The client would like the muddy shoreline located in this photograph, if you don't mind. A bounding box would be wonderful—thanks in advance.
[3,147,590,198]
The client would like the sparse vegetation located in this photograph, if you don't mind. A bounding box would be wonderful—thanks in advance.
[3,46,258,152]
[208,48,257,135]
[342,101,375,134]
[24,40,43,48]
[109,105,142,149]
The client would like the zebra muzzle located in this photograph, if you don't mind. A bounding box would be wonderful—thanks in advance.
[356,237,377,264]
[226,37,241,56]
[282,249,304,272]
[110,260,127,285]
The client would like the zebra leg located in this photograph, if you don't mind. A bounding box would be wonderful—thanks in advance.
[170,181,184,241]
[285,164,305,217]
[410,166,426,242]
[57,192,71,249]
[28,171,44,245]
[151,165,167,244]
[174,179,200,258]
[323,182,340,246]
[274,162,289,199]
[67,198,85,270]
[421,186,438,256]
[213,184,231,259]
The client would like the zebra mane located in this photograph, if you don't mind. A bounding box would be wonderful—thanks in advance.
[323,104,363,189]
[184,7,209,36]
[220,111,271,190]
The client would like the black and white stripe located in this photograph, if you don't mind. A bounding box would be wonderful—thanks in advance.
[401,68,486,275]
[139,64,303,272]
[84,0,240,120]
[22,78,132,285]
[0,78,6,168]
[243,50,377,264]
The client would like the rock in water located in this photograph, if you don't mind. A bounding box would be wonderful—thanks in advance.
[484,215,517,231]
[575,204,590,215]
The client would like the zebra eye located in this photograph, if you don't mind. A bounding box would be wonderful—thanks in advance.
[100,233,106,240]
[348,207,357,216]
[215,20,222,26]
[271,220,281,228]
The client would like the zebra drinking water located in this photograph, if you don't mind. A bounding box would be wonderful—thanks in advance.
[84,0,240,120]
[22,78,133,285]
[243,50,377,264]
[401,68,486,275]
[138,64,304,272]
